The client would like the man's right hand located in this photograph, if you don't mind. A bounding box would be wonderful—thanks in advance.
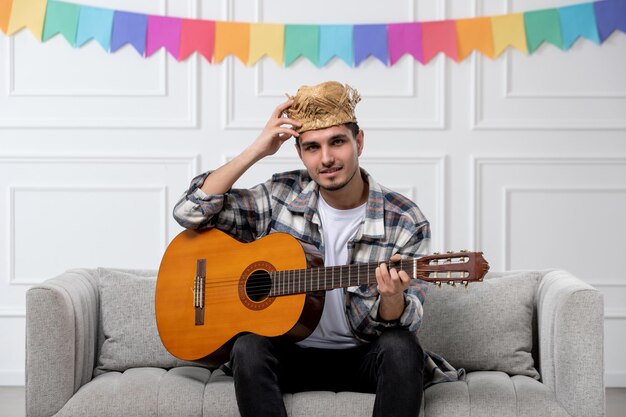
[199,100,302,196]
[248,100,302,159]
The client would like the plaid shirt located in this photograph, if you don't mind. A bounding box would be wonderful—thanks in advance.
[173,168,431,342]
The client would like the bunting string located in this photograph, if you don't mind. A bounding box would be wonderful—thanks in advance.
[1,0,625,66]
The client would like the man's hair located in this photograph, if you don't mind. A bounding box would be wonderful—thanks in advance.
[296,122,360,147]
[344,122,360,139]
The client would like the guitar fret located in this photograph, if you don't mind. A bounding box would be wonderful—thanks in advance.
[317,268,320,291]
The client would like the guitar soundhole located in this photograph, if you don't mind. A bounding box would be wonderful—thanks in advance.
[239,261,276,311]
[247,270,272,301]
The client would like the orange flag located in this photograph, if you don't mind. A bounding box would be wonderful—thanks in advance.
[214,21,249,64]
[456,17,494,60]
[6,0,47,39]
[0,0,13,33]
[491,13,528,56]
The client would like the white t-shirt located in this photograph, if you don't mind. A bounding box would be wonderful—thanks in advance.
[297,194,366,349]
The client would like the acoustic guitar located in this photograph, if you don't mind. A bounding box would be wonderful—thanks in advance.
[155,228,489,365]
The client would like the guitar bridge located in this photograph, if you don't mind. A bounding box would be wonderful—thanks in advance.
[194,259,206,325]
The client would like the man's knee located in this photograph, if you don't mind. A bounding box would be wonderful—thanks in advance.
[231,334,274,369]
[377,329,424,371]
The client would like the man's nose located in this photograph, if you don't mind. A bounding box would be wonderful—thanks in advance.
[321,146,334,165]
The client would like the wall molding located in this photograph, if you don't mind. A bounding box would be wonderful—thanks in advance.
[471,0,626,130]
[501,185,626,271]
[606,372,626,388]
[1,0,200,129]
[7,184,168,286]
[0,370,24,386]
[0,153,200,286]
[471,155,626,253]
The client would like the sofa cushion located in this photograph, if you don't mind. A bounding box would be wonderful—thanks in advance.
[94,268,201,376]
[418,270,541,379]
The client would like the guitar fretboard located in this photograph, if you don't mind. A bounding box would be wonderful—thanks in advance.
[268,260,414,296]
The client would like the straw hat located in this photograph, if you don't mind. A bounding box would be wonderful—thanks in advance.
[286,81,361,133]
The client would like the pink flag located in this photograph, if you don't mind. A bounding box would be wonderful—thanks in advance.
[179,19,215,62]
[146,15,182,59]
[387,22,423,65]
[421,20,458,64]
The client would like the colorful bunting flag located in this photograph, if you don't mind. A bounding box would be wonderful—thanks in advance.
[354,24,388,66]
[387,22,422,66]
[319,25,353,66]
[525,9,564,53]
[42,0,79,45]
[594,0,626,41]
[285,24,319,66]
[146,15,181,58]
[422,20,458,64]
[491,13,528,56]
[214,21,249,64]
[76,5,114,50]
[7,0,47,39]
[559,3,601,48]
[179,19,214,62]
[456,17,494,59]
[0,0,624,67]
[110,11,147,55]
[249,23,284,66]
[0,0,13,34]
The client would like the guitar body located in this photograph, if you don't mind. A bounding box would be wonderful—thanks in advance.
[156,229,324,365]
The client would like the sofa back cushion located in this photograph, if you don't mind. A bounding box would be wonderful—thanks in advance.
[418,270,541,379]
[94,268,202,376]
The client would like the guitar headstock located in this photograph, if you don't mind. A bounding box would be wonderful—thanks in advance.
[413,251,489,287]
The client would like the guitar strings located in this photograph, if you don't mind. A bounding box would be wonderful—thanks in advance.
[183,261,466,304]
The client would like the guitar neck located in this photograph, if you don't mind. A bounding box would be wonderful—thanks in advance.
[269,260,412,297]
[267,250,489,297]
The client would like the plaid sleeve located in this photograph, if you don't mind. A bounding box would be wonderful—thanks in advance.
[172,171,273,242]
[348,220,431,339]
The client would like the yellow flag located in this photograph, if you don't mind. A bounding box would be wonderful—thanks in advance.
[491,13,528,56]
[456,17,495,60]
[7,0,47,39]
[249,23,284,66]
[214,21,250,64]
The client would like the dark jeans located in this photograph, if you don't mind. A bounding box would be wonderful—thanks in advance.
[230,328,424,417]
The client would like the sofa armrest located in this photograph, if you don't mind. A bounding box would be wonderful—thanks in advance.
[26,269,100,417]
[537,269,605,417]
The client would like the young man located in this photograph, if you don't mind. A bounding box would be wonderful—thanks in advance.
[173,81,430,417]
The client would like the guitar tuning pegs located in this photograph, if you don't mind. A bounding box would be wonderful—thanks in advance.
[448,281,456,287]
[462,280,469,288]
[433,252,440,255]
[460,249,468,253]
[435,281,442,287]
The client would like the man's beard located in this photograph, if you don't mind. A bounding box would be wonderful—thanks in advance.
[318,164,359,192]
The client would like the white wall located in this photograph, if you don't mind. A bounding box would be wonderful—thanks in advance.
[1,0,625,387]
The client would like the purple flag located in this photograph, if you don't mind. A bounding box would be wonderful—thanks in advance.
[594,0,626,41]
[146,15,182,58]
[111,11,147,55]
[387,22,422,65]
[354,24,388,66]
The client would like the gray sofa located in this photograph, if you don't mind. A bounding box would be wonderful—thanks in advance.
[25,268,605,417]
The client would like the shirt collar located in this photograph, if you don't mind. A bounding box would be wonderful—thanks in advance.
[286,168,386,238]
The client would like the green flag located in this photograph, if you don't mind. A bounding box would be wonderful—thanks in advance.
[524,8,563,53]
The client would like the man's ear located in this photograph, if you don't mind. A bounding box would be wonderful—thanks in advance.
[356,129,364,156]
